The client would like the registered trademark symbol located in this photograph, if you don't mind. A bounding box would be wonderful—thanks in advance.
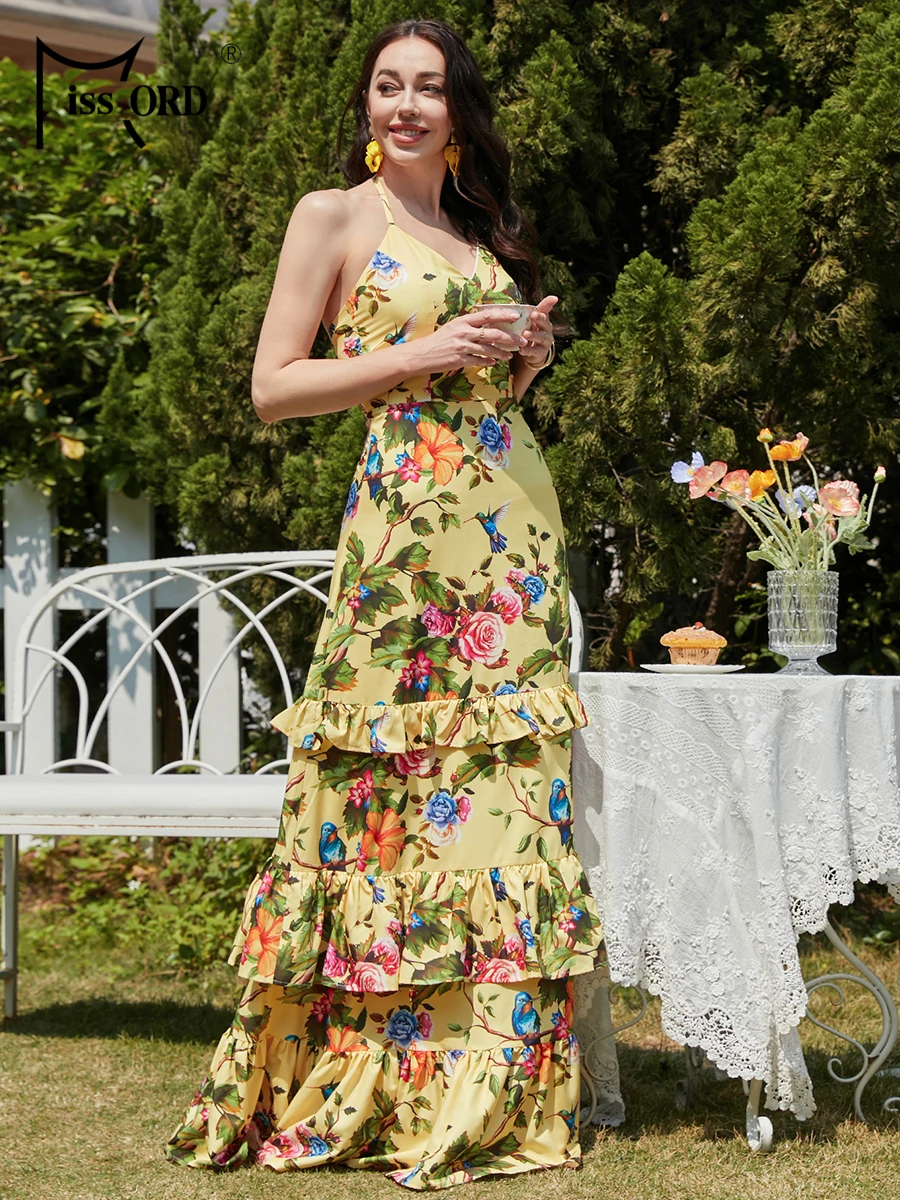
[221,44,241,64]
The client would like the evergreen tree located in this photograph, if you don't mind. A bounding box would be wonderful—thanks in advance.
[540,0,900,670]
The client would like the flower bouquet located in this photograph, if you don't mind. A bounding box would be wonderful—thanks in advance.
[670,430,885,672]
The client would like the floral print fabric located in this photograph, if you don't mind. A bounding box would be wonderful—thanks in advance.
[165,171,605,1188]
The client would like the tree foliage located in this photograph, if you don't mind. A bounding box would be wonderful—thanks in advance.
[4,0,899,677]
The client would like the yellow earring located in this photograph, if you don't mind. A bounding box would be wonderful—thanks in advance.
[443,130,460,176]
[365,128,383,174]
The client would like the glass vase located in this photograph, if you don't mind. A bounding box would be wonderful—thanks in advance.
[766,569,839,675]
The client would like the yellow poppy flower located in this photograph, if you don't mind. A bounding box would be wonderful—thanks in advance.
[748,469,776,500]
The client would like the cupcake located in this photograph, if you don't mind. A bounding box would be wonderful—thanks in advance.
[660,622,727,665]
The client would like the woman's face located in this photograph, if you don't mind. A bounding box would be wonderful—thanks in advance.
[365,36,452,168]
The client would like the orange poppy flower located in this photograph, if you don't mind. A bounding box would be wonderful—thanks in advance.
[748,469,776,500]
[244,908,283,978]
[412,421,464,485]
[328,1025,367,1053]
[361,808,406,872]
[769,432,809,461]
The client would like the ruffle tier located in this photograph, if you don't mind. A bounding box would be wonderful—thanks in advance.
[227,854,604,990]
[165,977,583,1189]
[269,680,589,754]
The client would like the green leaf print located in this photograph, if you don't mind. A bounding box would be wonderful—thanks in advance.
[451,752,498,787]
[517,647,561,682]
[211,1083,242,1112]
[410,570,451,608]
[354,583,407,626]
[544,597,566,646]
[340,532,365,589]
[388,542,430,572]
[409,515,434,535]
[320,657,357,692]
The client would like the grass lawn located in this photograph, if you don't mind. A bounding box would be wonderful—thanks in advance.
[0,913,898,1200]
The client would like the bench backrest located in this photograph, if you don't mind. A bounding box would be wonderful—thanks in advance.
[3,550,584,778]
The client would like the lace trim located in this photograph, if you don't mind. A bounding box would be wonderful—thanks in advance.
[227,855,605,990]
[269,680,589,754]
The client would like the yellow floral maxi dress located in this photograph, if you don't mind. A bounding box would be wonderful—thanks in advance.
[164,172,605,1190]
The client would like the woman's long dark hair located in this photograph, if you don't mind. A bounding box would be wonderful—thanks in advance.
[337,18,570,338]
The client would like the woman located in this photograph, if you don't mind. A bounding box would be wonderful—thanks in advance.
[165,16,605,1190]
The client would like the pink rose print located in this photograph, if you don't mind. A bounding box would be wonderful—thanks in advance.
[420,602,455,637]
[323,943,350,981]
[489,587,523,625]
[367,936,401,975]
[418,1012,434,1038]
[456,610,506,666]
[503,936,527,970]
[475,957,524,983]
[393,747,440,778]
[348,959,390,992]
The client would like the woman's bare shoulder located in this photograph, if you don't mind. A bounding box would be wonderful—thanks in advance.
[292,180,376,228]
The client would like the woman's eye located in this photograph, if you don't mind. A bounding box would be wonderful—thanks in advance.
[377,84,443,94]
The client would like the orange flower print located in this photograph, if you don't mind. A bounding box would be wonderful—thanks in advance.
[412,421,464,486]
[328,1025,367,1054]
[361,808,406,872]
[243,908,283,977]
[413,1050,437,1091]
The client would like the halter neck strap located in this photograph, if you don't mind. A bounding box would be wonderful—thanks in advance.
[373,174,395,225]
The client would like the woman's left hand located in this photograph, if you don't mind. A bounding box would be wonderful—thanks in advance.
[517,296,557,368]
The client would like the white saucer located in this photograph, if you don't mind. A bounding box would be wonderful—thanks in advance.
[640,663,746,675]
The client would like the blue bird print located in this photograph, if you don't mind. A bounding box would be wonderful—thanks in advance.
[514,702,541,734]
[367,700,388,755]
[511,991,541,1042]
[559,1108,577,1132]
[384,311,418,346]
[364,434,383,499]
[469,501,510,552]
[318,821,346,865]
[490,867,508,901]
[549,777,572,847]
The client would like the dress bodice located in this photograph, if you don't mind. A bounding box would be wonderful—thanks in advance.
[327,173,523,417]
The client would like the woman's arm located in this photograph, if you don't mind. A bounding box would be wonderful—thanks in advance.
[251,190,533,423]
[251,190,439,422]
[510,356,543,401]
[509,297,557,400]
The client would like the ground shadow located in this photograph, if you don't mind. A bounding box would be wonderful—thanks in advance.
[1,995,238,1043]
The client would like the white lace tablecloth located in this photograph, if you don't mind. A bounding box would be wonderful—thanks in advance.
[571,671,900,1119]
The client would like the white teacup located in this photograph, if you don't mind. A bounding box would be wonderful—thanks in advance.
[470,301,535,336]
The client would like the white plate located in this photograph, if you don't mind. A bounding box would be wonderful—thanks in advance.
[640,663,746,675]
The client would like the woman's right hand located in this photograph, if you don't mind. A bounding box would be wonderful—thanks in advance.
[420,309,527,373]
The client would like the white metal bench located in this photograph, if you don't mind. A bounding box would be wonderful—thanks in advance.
[0,550,586,1022]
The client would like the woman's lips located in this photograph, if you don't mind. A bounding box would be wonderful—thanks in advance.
[390,128,428,142]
